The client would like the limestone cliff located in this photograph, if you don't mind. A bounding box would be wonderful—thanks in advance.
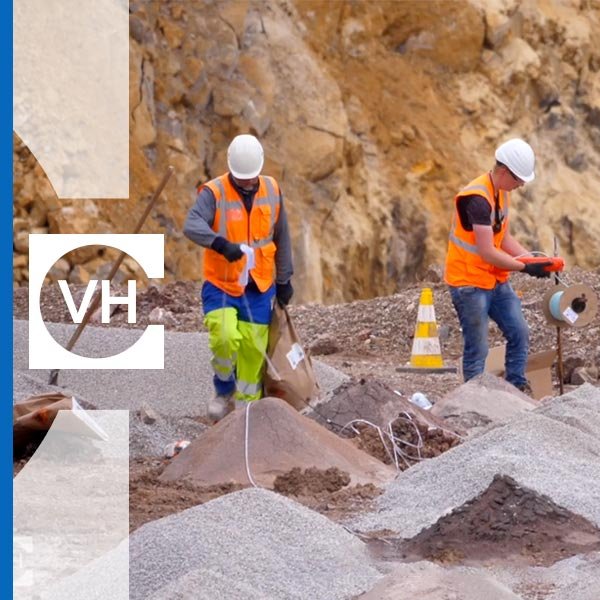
[13,0,600,303]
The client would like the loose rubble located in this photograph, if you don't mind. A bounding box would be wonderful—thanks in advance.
[12,274,600,600]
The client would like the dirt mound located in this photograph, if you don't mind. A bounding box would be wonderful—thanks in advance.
[159,396,396,488]
[273,466,383,522]
[129,457,244,532]
[309,377,404,431]
[130,461,383,532]
[273,466,350,495]
[309,377,462,469]
[353,418,461,469]
[369,474,600,567]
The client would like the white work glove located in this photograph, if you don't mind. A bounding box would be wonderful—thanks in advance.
[238,244,255,286]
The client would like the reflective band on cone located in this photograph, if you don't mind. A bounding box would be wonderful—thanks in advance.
[410,288,444,368]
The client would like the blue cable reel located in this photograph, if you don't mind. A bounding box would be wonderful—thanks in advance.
[541,283,598,329]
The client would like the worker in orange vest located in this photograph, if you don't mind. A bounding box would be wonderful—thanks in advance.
[444,138,551,392]
[184,134,294,422]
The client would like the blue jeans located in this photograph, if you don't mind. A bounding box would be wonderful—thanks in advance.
[449,282,529,387]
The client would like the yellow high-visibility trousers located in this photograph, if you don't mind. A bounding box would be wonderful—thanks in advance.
[204,307,269,402]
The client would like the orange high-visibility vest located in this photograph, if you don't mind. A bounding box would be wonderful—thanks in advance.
[444,173,510,289]
[202,174,281,296]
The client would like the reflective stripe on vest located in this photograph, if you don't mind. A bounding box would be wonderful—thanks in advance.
[449,227,478,254]
[212,177,232,238]
[251,177,278,248]
[449,178,510,257]
[462,184,490,198]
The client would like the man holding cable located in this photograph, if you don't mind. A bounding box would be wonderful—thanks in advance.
[184,134,294,422]
[444,138,553,393]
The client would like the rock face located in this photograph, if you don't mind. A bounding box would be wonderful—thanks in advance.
[13,0,600,303]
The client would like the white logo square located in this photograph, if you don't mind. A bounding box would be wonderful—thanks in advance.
[28,234,164,369]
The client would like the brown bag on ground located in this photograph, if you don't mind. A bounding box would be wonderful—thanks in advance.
[13,393,101,456]
[13,393,76,454]
[264,304,320,411]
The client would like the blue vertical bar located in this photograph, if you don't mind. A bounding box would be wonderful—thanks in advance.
[4,0,13,595]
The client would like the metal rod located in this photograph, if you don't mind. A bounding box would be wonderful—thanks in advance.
[553,236,564,395]
[556,326,564,395]
[48,166,175,385]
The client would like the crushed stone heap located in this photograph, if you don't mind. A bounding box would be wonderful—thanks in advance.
[358,560,523,600]
[431,372,538,436]
[370,474,600,567]
[39,488,384,600]
[353,384,600,538]
[129,487,383,600]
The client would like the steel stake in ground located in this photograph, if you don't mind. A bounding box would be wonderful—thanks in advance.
[553,236,564,396]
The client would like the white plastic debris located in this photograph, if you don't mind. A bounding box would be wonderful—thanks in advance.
[409,392,433,410]
[164,439,191,459]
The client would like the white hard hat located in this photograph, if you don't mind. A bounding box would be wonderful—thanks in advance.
[227,134,264,179]
[495,138,535,183]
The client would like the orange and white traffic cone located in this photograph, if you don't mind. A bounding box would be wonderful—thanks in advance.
[409,288,444,368]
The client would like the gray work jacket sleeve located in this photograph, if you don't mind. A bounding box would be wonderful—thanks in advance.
[274,193,294,285]
[183,187,219,249]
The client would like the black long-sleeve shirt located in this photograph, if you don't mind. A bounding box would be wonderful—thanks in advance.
[457,195,493,230]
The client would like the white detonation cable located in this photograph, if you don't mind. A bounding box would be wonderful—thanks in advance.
[341,418,397,466]
[244,400,259,488]
[340,416,427,471]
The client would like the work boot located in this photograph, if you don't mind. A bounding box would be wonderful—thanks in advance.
[207,393,234,423]
[515,382,533,396]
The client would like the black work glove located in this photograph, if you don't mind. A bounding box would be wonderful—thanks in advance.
[521,262,552,278]
[276,281,294,307]
[211,236,244,263]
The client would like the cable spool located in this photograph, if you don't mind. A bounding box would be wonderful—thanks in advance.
[542,284,598,328]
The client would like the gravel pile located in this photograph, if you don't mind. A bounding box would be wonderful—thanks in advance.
[13,371,81,404]
[39,540,128,600]
[533,552,600,600]
[129,409,207,458]
[534,385,600,436]
[128,488,382,600]
[352,384,600,537]
[490,551,600,600]
[44,487,383,600]
[360,561,523,600]
[13,320,348,418]
[432,372,537,436]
